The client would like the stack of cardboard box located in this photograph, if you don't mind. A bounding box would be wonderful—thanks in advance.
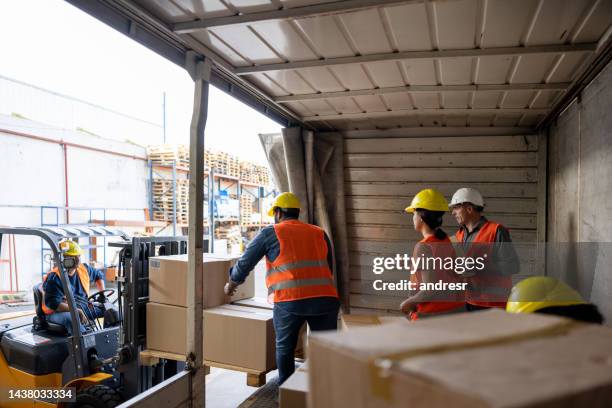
[276,313,406,407]
[308,310,612,408]
[146,254,276,373]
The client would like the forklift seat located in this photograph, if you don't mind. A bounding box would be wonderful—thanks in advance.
[32,283,68,336]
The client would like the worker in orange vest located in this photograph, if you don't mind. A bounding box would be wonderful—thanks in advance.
[42,240,106,334]
[400,189,465,320]
[224,192,339,384]
[449,188,520,311]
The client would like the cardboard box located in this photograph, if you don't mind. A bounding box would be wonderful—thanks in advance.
[309,310,612,408]
[146,303,275,372]
[341,314,408,330]
[231,297,308,358]
[203,304,275,372]
[146,302,188,355]
[280,367,309,408]
[232,296,273,310]
[205,254,254,303]
[148,254,254,308]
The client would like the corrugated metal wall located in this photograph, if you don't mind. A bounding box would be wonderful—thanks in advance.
[343,134,545,313]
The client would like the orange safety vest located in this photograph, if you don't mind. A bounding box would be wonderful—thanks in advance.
[41,264,90,315]
[265,220,339,303]
[410,235,465,320]
[456,221,513,309]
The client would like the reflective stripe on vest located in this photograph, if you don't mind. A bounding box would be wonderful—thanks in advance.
[267,259,329,277]
[411,235,465,320]
[265,220,338,303]
[456,221,513,308]
[268,277,335,291]
[41,264,90,315]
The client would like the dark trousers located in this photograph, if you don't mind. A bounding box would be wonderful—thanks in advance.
[273,302,339,384]
[47,304,104,335]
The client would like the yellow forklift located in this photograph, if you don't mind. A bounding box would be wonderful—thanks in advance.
[0,227,187,407]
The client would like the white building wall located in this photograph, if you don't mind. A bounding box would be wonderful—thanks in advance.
[0,114,149,291]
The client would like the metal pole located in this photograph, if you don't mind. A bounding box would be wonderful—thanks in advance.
[172,161,177,237]
[209,171,214,253]
[148,160,154,220]
[185,52,210,408]
[63,144,70,224]
[162,91,167,144]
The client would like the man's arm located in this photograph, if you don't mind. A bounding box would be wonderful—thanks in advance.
[43,274,88,323]
[493,226,520,276]
[403,244,438,304]
[85,263,106,291]
[43,275,64,311]
[229,227,271,284]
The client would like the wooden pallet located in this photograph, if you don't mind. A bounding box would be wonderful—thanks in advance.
[138,350,271,386]
[204,360,272,387]
[149,146,189,167]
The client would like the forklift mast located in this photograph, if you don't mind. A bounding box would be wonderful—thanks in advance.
[110,236,187,398]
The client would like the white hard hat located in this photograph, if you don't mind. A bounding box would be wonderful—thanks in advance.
[450,188,485,207]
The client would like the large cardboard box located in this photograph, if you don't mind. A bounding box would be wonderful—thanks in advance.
[231,297,309,358]
[232,296,273,310]
[149,254,254,308]
[203,304,275,372]
[341,314,407,330]
[146,303,275,372]
[146,302,188,355]
[280,364,309,408]
[205,254,254,302]
[309,310,612,408]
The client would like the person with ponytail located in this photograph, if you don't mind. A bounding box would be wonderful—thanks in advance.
[400,189,466,320]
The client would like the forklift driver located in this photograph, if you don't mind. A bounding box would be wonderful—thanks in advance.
[41,240,106,335]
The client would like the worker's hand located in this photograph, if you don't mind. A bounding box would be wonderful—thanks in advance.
[77,308,88,324]
[400,299,417,315]
[224,280,239,296]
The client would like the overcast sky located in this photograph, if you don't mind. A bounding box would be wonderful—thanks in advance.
[0,0,281,164]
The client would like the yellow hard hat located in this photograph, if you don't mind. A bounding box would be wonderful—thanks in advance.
[506,276,586,314]
[268,192,301,216]
[59,240,83,256]
[405,189,449,213]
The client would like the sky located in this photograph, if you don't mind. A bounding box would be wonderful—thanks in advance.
[0,0,281,164]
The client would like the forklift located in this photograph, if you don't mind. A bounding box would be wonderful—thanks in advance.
[0,226,187,407]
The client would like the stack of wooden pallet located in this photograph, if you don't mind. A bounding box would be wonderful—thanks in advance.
[240,194,258,227]
[240,161,271,185]
[152,179,189,224]
[147,145,189,169]
[215,225,242,247]
[256,165,271,186]
[209,150,240,178]
[240,161,259,184]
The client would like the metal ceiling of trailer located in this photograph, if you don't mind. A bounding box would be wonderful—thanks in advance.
[70,0,612,132]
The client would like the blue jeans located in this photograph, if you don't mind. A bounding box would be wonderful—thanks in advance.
[273,298,339,384]
[47,304,104,335]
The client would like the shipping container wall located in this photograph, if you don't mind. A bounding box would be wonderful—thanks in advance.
[547,59,612,325]
[344,133,546,313]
